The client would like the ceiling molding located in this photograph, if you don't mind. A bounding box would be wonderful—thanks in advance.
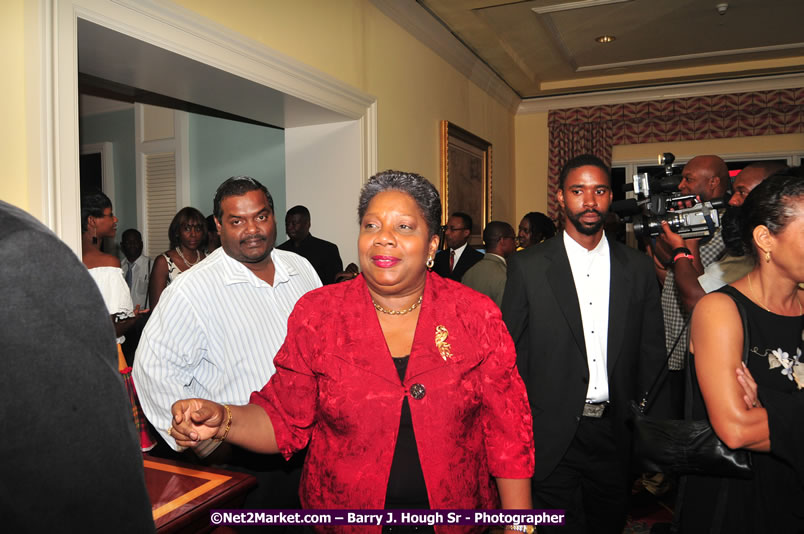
[531,0,633,15]
[371,0,521,112]
[577,42,804,72]
[86,0,377,121]
[538,9,577,71]
[517,72,804,114]
[421,0,804,100]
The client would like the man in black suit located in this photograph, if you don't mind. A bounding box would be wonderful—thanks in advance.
[0,200,155,533]
[277,205,343,284]
[433,211,483,281]
[502,155,665,534]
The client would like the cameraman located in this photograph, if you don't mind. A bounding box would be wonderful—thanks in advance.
[686,162,787,298]
[652,155,729,417]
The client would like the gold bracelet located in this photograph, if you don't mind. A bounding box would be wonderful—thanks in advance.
[505,526,535,533]
[213,404,232,442]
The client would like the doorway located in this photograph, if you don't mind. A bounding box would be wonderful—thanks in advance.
[35,0,377,263]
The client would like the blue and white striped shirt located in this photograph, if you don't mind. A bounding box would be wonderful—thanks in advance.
[132,246,321,451]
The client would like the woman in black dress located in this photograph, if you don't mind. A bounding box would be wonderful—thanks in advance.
[678,173,804,533]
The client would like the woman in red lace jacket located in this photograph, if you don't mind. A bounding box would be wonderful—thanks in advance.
[170,170,534,533]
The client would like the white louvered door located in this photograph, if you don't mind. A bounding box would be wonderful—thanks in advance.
[135,104,190,257]
[144,152,177,257]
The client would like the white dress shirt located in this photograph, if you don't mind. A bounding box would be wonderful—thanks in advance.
[563,232,611,403]
[698,254,754,294]
[132,246,321,452]
[451,241,469,267]
[121,254,151,309]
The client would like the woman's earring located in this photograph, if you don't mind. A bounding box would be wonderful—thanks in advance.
[426,256,434,270]
[765,250,771,263]
[91,227,98,245]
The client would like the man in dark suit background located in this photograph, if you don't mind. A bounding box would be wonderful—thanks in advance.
[461,221,517,308]
[0,200,155,533]
[277,204,343,285]
[502,155,665,533]
[433,211,483,281]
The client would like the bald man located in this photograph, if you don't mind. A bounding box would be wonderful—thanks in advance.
[664,160,787,307]
[652,155,730,416]
[690,161,787,295]
[728,161,787,208]
[677,155,730,201]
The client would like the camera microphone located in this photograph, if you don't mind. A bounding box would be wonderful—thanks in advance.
[610,199,641,216]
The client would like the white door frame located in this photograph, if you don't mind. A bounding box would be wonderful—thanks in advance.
[79,141,115,202]
[27,0,377,255]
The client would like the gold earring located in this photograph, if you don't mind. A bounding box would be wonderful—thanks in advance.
[426,256,434,269]
[764,250,771,263]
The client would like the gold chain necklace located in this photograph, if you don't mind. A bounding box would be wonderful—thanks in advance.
[748,272,802,315]
[372,294,423,316]
[175,246,201,267]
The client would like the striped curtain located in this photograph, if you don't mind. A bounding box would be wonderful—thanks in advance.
[546,88,804,219]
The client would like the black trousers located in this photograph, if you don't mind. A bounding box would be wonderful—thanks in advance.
[532,416,629,534]
[221,447,306,533]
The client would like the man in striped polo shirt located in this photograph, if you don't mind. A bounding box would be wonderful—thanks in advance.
[133,176,321,513]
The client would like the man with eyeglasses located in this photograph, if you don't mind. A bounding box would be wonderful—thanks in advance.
[433,211,483,281]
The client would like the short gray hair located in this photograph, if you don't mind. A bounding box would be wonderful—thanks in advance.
[357,170,442,237]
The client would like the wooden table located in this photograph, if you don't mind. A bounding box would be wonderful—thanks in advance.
[144,454,257,533]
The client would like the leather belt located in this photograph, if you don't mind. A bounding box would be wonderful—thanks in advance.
[582,402,609,418]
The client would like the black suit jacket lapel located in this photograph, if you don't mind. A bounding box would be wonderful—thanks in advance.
[607,242,629,376]
[545,237,587,361]
[452,247,476,280]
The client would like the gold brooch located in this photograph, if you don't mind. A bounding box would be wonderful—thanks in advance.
[435,325,453,361]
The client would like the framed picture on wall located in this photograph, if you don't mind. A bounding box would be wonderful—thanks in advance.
[439,120,492,247]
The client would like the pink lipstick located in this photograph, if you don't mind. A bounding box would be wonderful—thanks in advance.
[372,255,400,268]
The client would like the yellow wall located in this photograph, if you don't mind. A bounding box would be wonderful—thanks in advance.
[514,111,549,221]
[0,0,28,209]
[172,0,517,224]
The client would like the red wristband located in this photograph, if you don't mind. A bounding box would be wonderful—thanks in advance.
[673,252,694,264]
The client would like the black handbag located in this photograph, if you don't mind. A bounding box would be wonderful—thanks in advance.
[630,291,753,479]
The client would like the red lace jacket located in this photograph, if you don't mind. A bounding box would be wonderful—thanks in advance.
[250,271,534,533]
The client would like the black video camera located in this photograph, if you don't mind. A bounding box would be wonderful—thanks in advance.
[612,153,726,239]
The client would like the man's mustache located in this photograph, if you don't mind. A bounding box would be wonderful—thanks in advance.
[240,234,267,244]
[580,209,602,217]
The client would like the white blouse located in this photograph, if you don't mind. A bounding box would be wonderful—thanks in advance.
[88,266,134,344]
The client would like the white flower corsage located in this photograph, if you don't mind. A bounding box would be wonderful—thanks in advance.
[768,347,804,390]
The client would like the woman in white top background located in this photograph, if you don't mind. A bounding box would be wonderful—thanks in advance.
[81,191,154,451]
[81,191,142,340]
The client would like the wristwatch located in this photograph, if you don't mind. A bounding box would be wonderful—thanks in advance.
[505,526,536,533]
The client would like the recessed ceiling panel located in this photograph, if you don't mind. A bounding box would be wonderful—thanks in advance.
[417,0,804,98]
